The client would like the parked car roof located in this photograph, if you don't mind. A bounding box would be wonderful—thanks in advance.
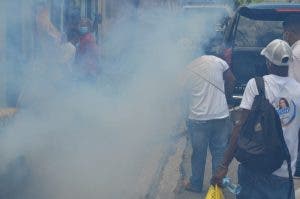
[239,3,300,21]
[181,0,230,5]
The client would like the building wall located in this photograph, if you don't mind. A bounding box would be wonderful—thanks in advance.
[0,1,7,107]
[0,0,180,107]
[0,1,7,63]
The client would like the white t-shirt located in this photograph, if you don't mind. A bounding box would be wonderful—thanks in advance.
[186,55,229,121]
[289,40,300,83]
[240,74,300,178]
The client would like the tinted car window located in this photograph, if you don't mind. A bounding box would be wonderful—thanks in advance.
[235,15,283,47]
[180,7,231,56]
[183,7,229,18]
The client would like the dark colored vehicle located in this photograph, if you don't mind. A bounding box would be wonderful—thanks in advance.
[181,2,233,57]
[223,3,300,105]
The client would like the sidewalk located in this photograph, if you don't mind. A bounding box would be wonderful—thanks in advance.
[154,134,300,199]
[173,135,238,199]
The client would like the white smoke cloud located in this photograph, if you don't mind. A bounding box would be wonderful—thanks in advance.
[0,1,229,199]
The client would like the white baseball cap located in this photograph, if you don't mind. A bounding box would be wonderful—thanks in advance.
[261,39,292,67]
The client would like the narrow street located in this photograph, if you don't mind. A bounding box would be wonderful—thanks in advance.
[1,1,300,199]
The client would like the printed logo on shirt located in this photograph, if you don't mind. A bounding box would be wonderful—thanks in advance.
[273,98,296,127]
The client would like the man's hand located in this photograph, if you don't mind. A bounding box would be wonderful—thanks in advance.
[211,165,228,186]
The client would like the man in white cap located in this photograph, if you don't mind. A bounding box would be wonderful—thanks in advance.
[211,39,300,199]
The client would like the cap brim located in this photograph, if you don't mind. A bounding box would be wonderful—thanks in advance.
[260,48,267,56]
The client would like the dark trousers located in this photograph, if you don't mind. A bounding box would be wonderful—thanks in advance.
[187,117,231,191]
[295,152,300,177]
[237,164,295,199]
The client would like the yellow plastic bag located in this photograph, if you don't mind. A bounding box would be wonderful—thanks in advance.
[205,185,224,199]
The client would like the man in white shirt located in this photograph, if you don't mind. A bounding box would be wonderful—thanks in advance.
[283,16,300,83]
[283,17,300,178]
[211,39,300,199]
[183,55,235,193]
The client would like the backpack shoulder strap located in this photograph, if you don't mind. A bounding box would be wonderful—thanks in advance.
[278,127,294,198]
[254,77,265,97]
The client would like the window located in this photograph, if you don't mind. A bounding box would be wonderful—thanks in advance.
[235,16,283,47]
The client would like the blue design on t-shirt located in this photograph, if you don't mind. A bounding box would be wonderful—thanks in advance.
[274,98,296,127]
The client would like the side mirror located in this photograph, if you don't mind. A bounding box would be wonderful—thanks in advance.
[216,16,231,33]
[215,23,225,33]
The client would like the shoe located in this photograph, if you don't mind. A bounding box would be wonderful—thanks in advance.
[294,168,300,177]
[183,181,202,193]
[294,171,300,179]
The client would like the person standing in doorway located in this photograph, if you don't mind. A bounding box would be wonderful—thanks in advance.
[74,18,101,82]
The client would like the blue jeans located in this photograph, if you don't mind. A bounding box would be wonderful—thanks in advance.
[237,164,295,199]
[187,117,231,191]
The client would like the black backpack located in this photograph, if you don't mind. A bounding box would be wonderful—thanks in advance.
[234,77,292,176]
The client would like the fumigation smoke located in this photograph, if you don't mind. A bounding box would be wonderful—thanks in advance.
[0,1,229,198]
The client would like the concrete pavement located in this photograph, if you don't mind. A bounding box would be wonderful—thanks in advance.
[154,134,300,199]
